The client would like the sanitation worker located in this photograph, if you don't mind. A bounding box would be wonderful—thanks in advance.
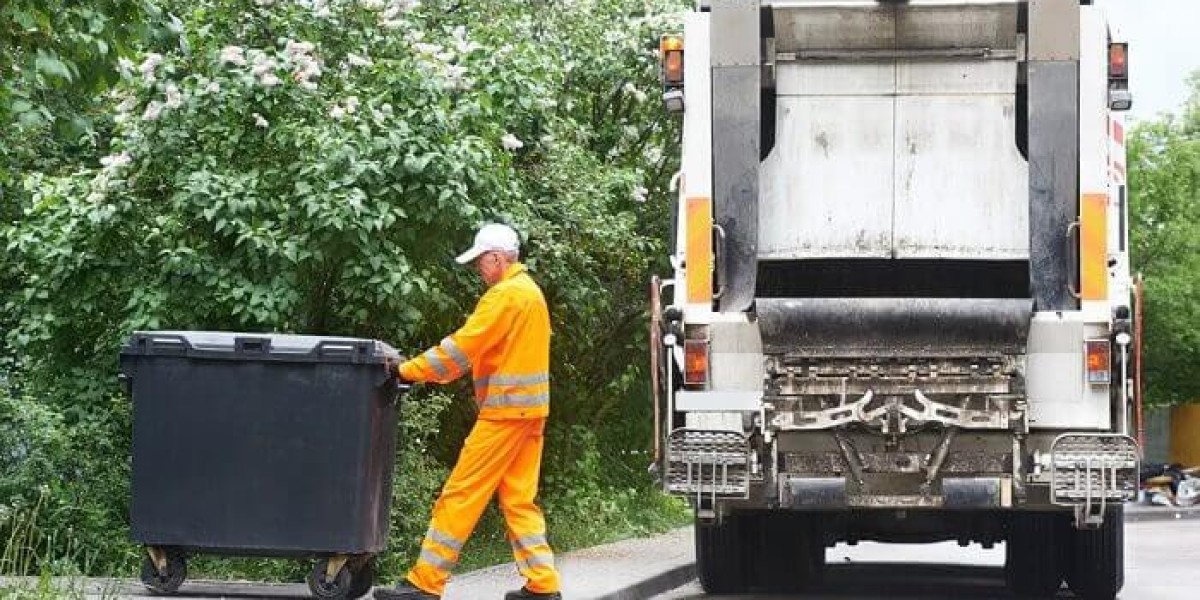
[375,223,562,600]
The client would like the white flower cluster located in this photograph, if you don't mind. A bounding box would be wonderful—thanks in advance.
[329,96,360,120]
[346,52,374,69]
[164,83,184,109]
[217,41,322,90]
[369,0,421,29]
[220,45,247,66]
[293,0,332,18]
[501,133,524,152]
[632,185,649,204]
[285,39,322,90]
[139,53,163,83]
[450,25,480,56]
[99,151,132,170]
[407,27,478,91]
[249,50,282,87]
[113,96,138,125]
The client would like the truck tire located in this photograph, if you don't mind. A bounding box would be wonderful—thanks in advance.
[749,512,820,593]
[1065,507,1124,600]
[695,514,747,594]
[1004,511,1067,598]
[697,512,821,594]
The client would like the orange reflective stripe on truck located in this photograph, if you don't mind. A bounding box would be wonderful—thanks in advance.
[1081,193,1108,301]
[685,195,713,305]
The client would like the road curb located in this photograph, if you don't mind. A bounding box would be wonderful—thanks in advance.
[588,561,696,600]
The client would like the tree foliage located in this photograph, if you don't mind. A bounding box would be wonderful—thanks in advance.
[1128,72,1200,406]
[2,0,685,577]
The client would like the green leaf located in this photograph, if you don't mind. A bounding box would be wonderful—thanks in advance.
[34,51,74,82]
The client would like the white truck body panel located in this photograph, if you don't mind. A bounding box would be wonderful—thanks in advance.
[759,2,1029,260]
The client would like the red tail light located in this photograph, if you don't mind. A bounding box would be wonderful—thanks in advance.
[1109,42,1128,80]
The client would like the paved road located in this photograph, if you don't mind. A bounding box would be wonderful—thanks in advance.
[652,519,1200,600]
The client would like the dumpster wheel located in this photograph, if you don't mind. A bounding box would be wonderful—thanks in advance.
[140,546,186,594]
[308,556,355,599]
[347,556,376,599]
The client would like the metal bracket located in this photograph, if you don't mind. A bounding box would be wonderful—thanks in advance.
[325,554,350,581]
[772,389,1022,431]
[146,546,168,574]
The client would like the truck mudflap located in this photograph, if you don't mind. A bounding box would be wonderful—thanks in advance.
[756,298,1032,356]
[666,429,750,511]
[1049,434,1139,527]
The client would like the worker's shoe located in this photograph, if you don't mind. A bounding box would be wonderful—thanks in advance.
[504,587,562,600]
[373,582,440,600]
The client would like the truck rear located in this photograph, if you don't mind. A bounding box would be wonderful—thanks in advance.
[650,1,1138,598]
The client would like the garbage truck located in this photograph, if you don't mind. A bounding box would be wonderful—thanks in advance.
[649,1,1138,598]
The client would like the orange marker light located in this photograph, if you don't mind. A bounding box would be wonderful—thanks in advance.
[683,339,709,387]
[1086,339,1111,384]
[660,34,684,87]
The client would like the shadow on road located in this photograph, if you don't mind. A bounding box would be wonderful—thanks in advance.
[675,562,1071,599]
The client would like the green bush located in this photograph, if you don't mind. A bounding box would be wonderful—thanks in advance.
[2,0,687,581]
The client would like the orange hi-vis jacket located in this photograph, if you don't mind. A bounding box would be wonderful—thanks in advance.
[398,263,551,420]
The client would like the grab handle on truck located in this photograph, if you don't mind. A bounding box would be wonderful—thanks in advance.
[713,223,727,301]
[1066,220,1081,299]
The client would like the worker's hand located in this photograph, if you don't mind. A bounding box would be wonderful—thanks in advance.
[384,357,403,380]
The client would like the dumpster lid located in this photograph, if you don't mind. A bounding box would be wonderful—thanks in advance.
[121,331,399,364]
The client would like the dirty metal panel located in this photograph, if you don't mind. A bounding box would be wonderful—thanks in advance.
[711,66,760,312]
[772,5,895,53]
[894,2,1020,50]
[1027,61,1080,311]
[759,95,895,259]
[892,62,1030,259]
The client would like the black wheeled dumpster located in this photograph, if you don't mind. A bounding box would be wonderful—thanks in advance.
[120,331,404,599]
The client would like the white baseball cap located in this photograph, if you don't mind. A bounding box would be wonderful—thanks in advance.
[455,223,520,264]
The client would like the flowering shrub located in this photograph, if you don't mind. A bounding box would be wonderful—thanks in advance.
[3,0,685,577]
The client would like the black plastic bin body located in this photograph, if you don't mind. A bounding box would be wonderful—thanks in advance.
[121,331,401,557]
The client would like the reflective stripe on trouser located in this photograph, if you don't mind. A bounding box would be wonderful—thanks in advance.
[406,418,560,595]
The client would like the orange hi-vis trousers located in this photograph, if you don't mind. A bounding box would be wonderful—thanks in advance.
[407,417,560,596]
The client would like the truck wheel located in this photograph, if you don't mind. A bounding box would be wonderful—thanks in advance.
[1065,507,1124,600]
[1004,512,1067,598]
[696,514,747,594]
[308,558,353,599]
[750,512,819,593]
[140,549,187,594]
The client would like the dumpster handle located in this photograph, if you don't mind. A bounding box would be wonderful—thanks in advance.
[234,337,271,355]
[314,340,368,362]
[141,334,191,355]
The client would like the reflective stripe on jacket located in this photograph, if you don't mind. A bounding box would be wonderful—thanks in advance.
[399,263,551,420]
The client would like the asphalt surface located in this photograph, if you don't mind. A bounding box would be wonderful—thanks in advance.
[4,507,1197,599]
[1,527,694,600]
[651,518,1200,600]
